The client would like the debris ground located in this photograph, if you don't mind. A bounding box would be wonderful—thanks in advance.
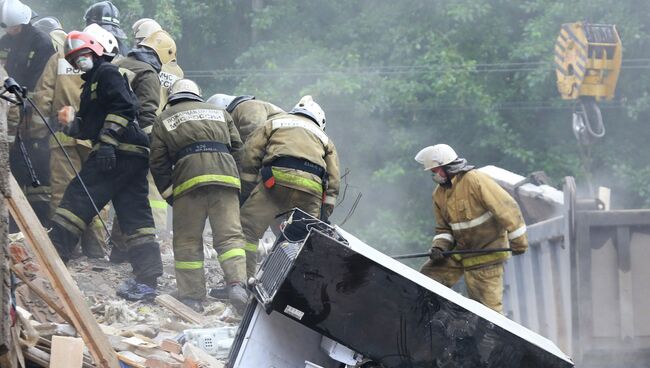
[11,233,241,367]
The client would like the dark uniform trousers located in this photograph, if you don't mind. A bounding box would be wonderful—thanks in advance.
[50,151,163,282]
[9,135,51,228]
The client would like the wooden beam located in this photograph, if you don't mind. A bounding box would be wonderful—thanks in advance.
[5,174,119,368]
[155,294,205,325]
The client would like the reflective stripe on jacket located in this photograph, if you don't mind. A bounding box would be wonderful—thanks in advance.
[150,100,242,199]
[432,170,528,268]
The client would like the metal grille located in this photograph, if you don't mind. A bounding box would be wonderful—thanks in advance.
[254,241,301,304]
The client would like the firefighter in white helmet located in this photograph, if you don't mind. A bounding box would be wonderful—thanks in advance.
[207,94,284,144]
[239,95,340,277]
[149,78,247,313]
[414,144,528,313]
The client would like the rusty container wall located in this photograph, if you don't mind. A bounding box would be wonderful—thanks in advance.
[503,177,650,367]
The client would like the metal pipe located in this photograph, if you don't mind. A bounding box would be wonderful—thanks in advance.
[393,248,513,260]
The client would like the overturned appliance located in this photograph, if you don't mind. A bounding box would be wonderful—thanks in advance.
[227,209,574,368]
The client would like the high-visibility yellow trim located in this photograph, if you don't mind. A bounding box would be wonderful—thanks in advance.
[244,243,258,252]
[461,251,510,268]
[271,168,323,194]
[149,199,168,209]
[173,174,241,197]
[175,260,204,270]
[105,114,129,127]
[218,248,246,262]
[55,207,86,231]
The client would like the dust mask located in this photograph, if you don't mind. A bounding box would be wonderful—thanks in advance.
[432,172,448,185]
[75,55,94,72]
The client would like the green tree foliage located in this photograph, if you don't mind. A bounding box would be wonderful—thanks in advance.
[31,0,650,256]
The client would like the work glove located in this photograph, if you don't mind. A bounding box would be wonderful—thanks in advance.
[428,246,445,262]
[510,235,528,255]
[95,144,117,172]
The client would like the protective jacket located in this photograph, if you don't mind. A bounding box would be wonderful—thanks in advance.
[227,97,284,142]
[157,61,184,114]
[113,49,161,134]
[0,23,55,91]
[240,112,339,205]
[150,100,242,200]
[432,169,528,268]
[71,58,148,152]
[33,49,86,145]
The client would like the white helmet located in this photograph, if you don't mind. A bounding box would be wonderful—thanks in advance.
[206,93,236,110]
[1,0,32,27]
[33,16,62,34]
[83,23,119,56]
[414,144,458,171]
[167,78,203,104]
[291,95,326,130]
[132,18,161,41]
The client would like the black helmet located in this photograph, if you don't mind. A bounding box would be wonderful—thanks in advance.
[84,1,126,39]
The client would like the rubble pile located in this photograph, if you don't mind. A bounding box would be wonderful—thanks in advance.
[9,234,240,367]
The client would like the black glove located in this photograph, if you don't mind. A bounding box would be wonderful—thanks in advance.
[165,195,173,206]
[95,144,116,172]
[428,246,445,261]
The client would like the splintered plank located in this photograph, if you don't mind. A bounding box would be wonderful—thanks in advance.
[5,174,120,368]
[154,294,206,325]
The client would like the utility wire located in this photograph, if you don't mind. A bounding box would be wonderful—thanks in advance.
[184,58,650,78]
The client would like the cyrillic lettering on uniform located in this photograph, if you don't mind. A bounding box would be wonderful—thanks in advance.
[271,118,329,145]
[57,58,83,75]
[162,109,225,131]
[159,71,179,89]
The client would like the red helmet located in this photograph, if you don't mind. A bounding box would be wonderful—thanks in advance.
[64,31,104,64]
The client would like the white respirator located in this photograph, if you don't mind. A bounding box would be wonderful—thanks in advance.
[431,172,448,185]
[75,55,94,72]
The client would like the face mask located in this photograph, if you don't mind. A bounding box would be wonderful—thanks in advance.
[75,55,94,72]
[432,172,448,184]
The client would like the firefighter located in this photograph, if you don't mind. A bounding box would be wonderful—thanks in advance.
[32,24,119,258]
[0,0,56,228]
[149,78,248,312]
[32,16,65,49]
[131,19,185,231]
[83,1,129,55]
[51,31,162,288]
[414,144,528,313]
[131,18,184,112]
[239,95,340,277]
[207,94,284,144]
[109,29,175,257]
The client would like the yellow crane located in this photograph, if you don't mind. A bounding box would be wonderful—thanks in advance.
[554,22,622,145]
